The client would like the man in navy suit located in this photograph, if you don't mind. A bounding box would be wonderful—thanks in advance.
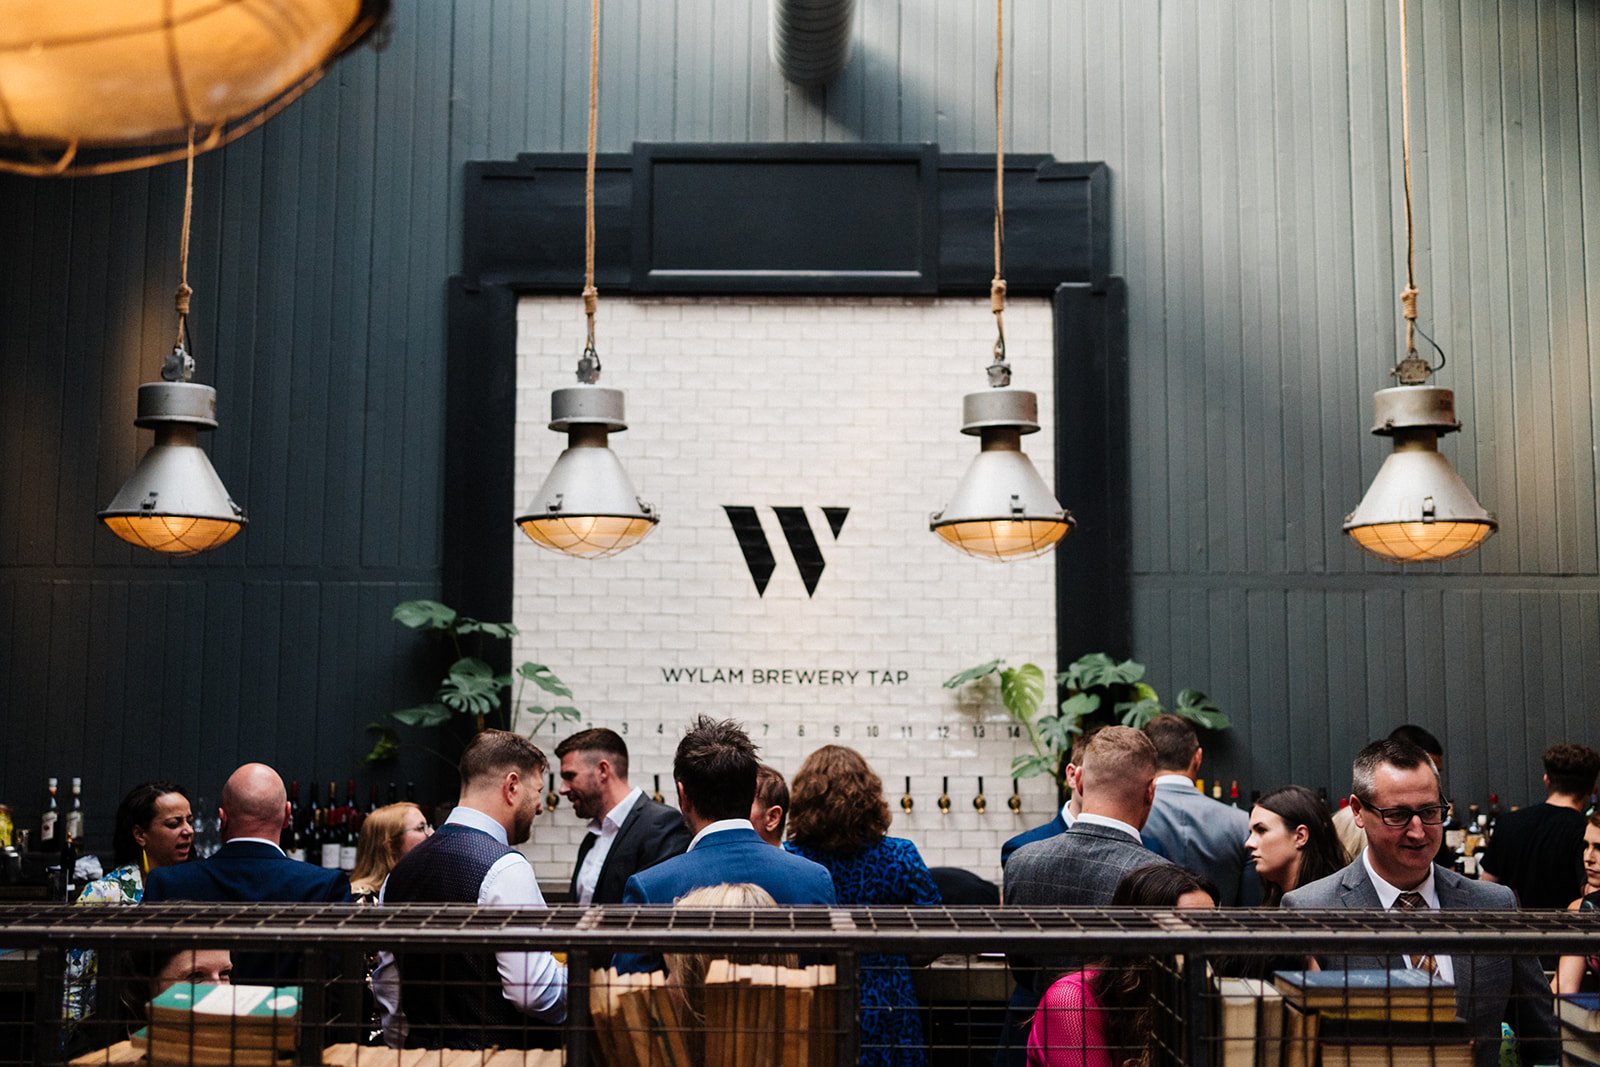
[144,763,349,982]
[617,716,833,969]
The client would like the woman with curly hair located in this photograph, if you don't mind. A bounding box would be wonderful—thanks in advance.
[1028,864,1217,1067]
[785,745,941,1067]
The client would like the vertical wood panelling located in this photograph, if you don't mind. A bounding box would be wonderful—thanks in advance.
[3,0,1597,836]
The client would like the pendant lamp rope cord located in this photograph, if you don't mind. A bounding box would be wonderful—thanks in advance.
[1398,0,1417,356]
[990,0,1007,365]
[175,126,195,348]
[580,0,602,375]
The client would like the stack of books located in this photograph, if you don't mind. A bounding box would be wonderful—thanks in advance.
[1558,991,1600,1066]
[132,983,300,1067]
[1272,969,1466,1067]
[587,969,693,1067]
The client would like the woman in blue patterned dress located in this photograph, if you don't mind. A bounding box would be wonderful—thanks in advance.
[784,745,942,1067]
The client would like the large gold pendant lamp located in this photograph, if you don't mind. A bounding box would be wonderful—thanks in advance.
[929,0,1073,562]
[1342,0,1496,563]
[0,0,388,177]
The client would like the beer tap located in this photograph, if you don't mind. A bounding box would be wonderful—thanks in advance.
[652,774,665,804]
[900,776,914,813]
[1008,777,1023,814]
[545,772,560,812]
[937,777,952,814]
[973,777,987,814]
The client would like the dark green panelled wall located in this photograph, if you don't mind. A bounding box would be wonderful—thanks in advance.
[3,0,1598,848]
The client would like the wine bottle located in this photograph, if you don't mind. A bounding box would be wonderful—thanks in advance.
[368,783,380,816]
[1228,780,1240,809]
[1487,792,1501,836]
[387,781,398,806]
[39,777,60,852]
[64,776,85,845]
[338,779,359,869]
[320,781,342,869]
[284,781,306,862]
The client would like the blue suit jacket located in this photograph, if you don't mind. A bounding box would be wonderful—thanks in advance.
[144,840,351,905]
[617,827,834,972]
[144,840,351,984]
[1000,814,1068,868]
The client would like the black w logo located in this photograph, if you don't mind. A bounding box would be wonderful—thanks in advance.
[722,506,849,598]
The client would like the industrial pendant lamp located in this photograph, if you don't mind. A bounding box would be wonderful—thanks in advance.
[514,0,658,560]
[1342,0,1496,564]
[0,0,388,177]
[99,132,246,555]
[929,0,1073,561]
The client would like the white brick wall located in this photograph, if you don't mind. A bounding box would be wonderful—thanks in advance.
[512,296,1060,887]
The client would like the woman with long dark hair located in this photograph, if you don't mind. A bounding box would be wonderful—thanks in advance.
[1028,864,1218,1067]
[1245,786,1345,906]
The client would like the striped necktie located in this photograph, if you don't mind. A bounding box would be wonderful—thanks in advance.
[1394,891,1439,975]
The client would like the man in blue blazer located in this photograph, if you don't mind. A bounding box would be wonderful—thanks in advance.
[145,763,350,982]
[617,716,833,970]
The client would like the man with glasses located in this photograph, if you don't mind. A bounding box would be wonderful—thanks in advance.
[1283,739,1558,1067]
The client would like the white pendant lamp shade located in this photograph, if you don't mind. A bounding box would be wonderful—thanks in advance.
[930,388,1074,562]
[98,381,246,555]
[0,0,387,174]
[1343,386,1496,564]
[516,384,659,560]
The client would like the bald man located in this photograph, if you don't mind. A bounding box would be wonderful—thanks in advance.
[145,763,350,981]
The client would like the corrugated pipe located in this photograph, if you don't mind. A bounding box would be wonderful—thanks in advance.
[770,0,856,86]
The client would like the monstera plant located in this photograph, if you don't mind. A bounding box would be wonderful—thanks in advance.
[944,652,1228,799]
[364,599,581,765]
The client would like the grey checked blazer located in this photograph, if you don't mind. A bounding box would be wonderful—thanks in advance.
[1281,858,1559,1067]
[1004,821,1171,993]
[1141,778,1260,905]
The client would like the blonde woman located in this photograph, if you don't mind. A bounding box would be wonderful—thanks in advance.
[664,882,798,1056]
[350,802,431,902]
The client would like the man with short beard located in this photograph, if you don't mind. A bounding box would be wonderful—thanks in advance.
[380,730,566,1049]
[557,727,690,905]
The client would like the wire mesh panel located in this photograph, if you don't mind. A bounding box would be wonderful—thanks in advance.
[0,904,1593,1067]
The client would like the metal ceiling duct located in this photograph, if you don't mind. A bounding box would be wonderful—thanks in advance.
[770,0,856,86]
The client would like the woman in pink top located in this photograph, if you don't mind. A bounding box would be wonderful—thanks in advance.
[1028,865,1218,1067]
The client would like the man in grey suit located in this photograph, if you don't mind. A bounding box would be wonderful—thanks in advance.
[1140,714,1259,905]
[1283,738,1559,1067]
[1000,726,1171,1064]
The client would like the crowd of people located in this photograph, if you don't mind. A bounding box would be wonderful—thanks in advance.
[62,716,1600,1067]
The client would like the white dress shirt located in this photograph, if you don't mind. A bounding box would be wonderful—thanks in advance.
[1058,800,1076,828]
[1073,812,1143,843]
[374,804,568,1045]
[688,817,756,850]
[575,787,644,906]
[1362,849,1455,983]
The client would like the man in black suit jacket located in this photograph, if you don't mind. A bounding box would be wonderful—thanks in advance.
[556,728,690,905]
[145,763,349,982]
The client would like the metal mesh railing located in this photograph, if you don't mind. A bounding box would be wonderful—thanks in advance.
[0,903,1593,1066]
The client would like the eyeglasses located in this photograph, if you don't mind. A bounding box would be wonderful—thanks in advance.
[1358,800,1450,827]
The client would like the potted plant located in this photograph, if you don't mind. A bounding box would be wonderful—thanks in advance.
[364,599,581,765]
[943,652,1229,804]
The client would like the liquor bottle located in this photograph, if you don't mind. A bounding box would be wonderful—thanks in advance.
[1196,778,1206,796]
[1211,782,1223,802]
[1487,793,1501,836]
[64,777,85,845]
[320,781,342,869]
[284,781,306,862]
[1228,781,1241,809]
[1249,790,1261,807]
[39,777,60,852]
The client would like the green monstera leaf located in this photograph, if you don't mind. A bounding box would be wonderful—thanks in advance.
[999,663,1047,724]
[943,659,1005,689]
[392,599,457,630]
